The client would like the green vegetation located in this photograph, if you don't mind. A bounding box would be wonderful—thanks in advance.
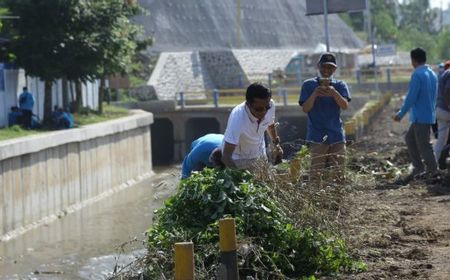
[0,104,128,141]
[73,104,129,126]
[341,0,448,62]
[1,0,150,121]
[134,168,365,279]
[0,125,43,141]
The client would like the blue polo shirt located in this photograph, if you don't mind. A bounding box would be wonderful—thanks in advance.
[299,77,351,144]
[18,91,35,111]
[397,65,437,124]
[181,133,224,179]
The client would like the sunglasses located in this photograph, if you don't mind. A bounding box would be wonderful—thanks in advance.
[251,104,272,113]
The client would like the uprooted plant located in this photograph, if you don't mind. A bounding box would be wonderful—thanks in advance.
[110,166,366,279]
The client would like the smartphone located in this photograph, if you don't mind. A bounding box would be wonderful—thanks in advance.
[318,78,331,86]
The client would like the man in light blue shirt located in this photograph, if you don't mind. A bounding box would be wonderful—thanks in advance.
[181,133,224,179]
[18,86,35,129]
[394,48,438,179]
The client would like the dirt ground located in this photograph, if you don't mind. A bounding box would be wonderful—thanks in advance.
[340,105,450,280]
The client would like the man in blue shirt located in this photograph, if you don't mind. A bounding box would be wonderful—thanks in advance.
[8,106,22,126]
[394,48,438,179]
[18,86,35,129]
[299,53,350,185]
[434,60,450,169]
[181,133,224,179]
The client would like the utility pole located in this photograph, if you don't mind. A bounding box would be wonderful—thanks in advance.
[323,0,330,52]
[366,0,379,94]
[235,0,241,48]
[440,0,444,32]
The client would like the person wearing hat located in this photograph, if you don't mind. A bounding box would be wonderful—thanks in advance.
[181,133,225,179]
[434,60,450,169]
[299,52,351,186]
[393,48,438,181]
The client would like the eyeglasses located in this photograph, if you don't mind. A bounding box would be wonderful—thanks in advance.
[251,104,271,113]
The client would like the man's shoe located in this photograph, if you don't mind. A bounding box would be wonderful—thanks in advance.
[394,173,414,185]
[414,170,441,183]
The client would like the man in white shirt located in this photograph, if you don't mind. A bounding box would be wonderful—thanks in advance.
[222,82,283,169]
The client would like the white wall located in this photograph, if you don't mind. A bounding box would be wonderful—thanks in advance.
[0,69,99,127]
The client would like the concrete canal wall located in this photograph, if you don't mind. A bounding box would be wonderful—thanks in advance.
[0,110,153,240]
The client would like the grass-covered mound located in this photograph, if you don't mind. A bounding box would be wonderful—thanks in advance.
[143,168,365,279]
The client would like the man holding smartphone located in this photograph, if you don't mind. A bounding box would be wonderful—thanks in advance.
[299,53,351,186]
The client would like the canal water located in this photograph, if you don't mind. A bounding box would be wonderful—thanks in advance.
[0,166,180,280]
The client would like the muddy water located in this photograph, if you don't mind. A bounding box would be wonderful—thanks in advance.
[0,166,180,280]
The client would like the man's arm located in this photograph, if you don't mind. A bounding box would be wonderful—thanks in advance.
[267,123,283,161]
[328,87,348,110]
[222,141,237,168]
[267,123,280,144]
[396,73,420,120]
[301,88,325,113]
[181,153,194,179]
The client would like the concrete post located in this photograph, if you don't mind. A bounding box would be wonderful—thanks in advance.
[282,88,288,106]
[386,67,392,91]
[268,73,273,92]
[356,69,361,85]
[175,242,195,280]
[219,218,238,280]
[179,91,185,109]
[213,89,219,108]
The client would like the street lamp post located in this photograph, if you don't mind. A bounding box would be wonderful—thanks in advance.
[323,0,330,52]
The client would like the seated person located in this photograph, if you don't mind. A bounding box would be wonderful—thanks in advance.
[51,106,74,129]
[181,133,224,179]
[60,111,74,129]
[31,114,42,129]
[8,106,22,126]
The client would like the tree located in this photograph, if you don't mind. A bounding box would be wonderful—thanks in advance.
[4,0,150,121]
[78,0,151,113]
[399,0,437,33]
[436,27,450,60]
[5,0,77,123]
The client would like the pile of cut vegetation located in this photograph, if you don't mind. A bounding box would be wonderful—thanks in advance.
[111,168,365,279]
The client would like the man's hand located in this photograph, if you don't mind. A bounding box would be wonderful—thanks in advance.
[393,114,401,122]
[272,144,283,165]
[314,86,332,97]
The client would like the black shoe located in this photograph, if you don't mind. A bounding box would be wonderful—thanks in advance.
[414,170,441,184]
[394,173,414,185]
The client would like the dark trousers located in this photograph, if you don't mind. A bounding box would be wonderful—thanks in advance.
[22,109,32,129]
[405,123,437,173]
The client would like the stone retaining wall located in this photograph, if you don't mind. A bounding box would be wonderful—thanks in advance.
[0,110,153,240]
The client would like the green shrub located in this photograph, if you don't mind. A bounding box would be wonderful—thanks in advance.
[144,168,364,279]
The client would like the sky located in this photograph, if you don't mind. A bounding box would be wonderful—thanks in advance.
[430,0,450,9]
[399,0,450,9]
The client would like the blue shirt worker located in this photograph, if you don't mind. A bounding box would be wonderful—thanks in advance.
[394,48,438,180]
[181,133,224,179]
[299,53,351,186]
[434,60,450,169]
[8,106,22,126]
[18,86,35,129]
[51,107,75,129]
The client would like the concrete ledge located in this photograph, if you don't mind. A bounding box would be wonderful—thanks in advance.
[0,109,154,237]
[0,110,153,161]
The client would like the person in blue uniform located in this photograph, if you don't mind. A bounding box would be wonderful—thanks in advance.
[181,133,224,179]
